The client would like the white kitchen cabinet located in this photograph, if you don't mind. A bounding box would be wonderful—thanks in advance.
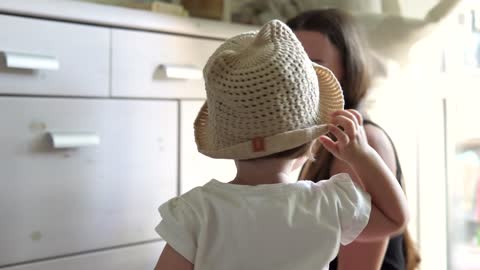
[0,15,109,97]
[111,29,222,99]
[2,241,165,270]
[0,0,251,268]
[0,97,177,266]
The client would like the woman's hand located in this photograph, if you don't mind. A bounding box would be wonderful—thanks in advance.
[319,109,373,165]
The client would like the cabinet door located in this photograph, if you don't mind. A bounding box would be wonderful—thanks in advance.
[2,241,165,270]
[0,15,109,97]
[0,97,177,266]
[179,100,236,193]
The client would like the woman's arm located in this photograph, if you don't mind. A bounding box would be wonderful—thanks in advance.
[154,244,194,270]
[337,239,389,270]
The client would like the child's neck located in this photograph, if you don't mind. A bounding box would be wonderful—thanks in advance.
[230,158,294,186]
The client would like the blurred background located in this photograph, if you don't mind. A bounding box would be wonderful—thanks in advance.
[0,0,479,269]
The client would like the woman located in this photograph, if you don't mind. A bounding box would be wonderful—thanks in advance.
[286,9,421,270]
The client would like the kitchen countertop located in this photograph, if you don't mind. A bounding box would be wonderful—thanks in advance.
[0,0,254,40]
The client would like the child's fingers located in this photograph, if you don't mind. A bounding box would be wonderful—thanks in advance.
[332,110,359,128]
[318,135,338,156]
[331,115,355,139]
[347,109,363,126]
[327,124,349,145]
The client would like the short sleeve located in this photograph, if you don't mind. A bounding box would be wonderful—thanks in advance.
[155,196,199,263]
[327,173,371,245]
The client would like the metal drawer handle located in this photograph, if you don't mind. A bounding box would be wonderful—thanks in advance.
[156,64,202,80]
[48,132,100,149]
[1,51,59,70]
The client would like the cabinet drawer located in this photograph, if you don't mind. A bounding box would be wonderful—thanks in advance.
[0,97,177,266]
[3,241,165,270]
[112,29,221,99]
[180,100,236,193]
[0,15,109,97]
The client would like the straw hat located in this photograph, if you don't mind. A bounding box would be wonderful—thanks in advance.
[194,19,344,160]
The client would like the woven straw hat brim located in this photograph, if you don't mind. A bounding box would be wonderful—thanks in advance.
[194,63,344,160]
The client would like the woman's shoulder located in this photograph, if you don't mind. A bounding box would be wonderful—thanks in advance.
[363,121,395,153]
[362,120,398,173]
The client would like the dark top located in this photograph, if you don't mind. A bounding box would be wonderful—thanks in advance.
[329,120,406,270]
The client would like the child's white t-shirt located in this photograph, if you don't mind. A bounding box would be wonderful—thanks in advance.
[155,173,371,270]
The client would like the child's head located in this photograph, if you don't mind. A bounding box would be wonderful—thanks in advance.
[194,20,344,161]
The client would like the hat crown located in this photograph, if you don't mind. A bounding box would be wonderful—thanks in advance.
[202,20,321,150]
[195,20,344,159]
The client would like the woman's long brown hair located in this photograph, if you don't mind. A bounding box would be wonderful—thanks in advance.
[287,8,420,270]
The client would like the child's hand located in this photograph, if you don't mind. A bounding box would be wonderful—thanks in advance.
[319,109,373,164]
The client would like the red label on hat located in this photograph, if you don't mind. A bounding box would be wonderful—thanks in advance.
[252,137,266,152]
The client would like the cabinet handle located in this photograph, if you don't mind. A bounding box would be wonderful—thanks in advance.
[156,64,202,80]
[48,132,100,149]
[1,51,59,70]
